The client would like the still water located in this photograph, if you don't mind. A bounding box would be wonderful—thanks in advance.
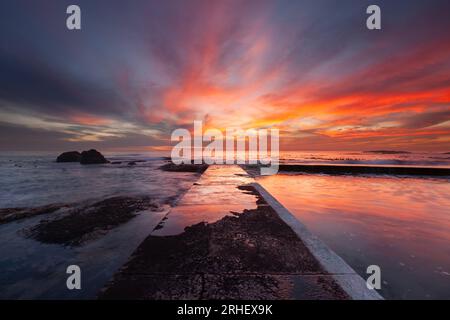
[257,174,450,299]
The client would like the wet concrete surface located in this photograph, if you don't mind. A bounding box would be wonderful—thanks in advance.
[99,165,349,300]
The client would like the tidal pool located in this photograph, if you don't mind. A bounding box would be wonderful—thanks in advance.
[257,174,450,299]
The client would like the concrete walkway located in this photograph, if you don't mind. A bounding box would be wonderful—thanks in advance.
[99,165,381,300]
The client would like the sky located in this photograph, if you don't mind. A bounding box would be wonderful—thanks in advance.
[0,0,449,152]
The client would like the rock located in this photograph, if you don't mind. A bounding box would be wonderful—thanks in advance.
[24,196,160,246]
[80,149,109,164]
[56,151,81,163]
[0,203,68,225]
[159,163,208,173]
[128,161,137,166]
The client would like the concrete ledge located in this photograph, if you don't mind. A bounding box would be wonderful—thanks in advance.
[251,182,383,300]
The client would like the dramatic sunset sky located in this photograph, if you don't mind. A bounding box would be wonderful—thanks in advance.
[0,0,449,152]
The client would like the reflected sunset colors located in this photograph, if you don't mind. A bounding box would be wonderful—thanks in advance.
[258,174,450,299]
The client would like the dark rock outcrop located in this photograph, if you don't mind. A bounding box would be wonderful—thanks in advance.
[159,162,208,173]
[56,151,81,163]
[80,149,109,164]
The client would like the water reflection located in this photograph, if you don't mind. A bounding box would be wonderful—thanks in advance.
[257,174,450,299]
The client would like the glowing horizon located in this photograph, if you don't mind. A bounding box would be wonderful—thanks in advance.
[0,0,449,152]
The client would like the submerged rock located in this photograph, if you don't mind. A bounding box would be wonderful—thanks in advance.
[0,203,68,224]
[80,149,109,164]
[56,151,81,162]
[24,196,161,246]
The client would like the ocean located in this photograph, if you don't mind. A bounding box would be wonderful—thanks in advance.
[0,150,449,299]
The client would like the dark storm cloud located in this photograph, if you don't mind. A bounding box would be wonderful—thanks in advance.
[0,53,127,117]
